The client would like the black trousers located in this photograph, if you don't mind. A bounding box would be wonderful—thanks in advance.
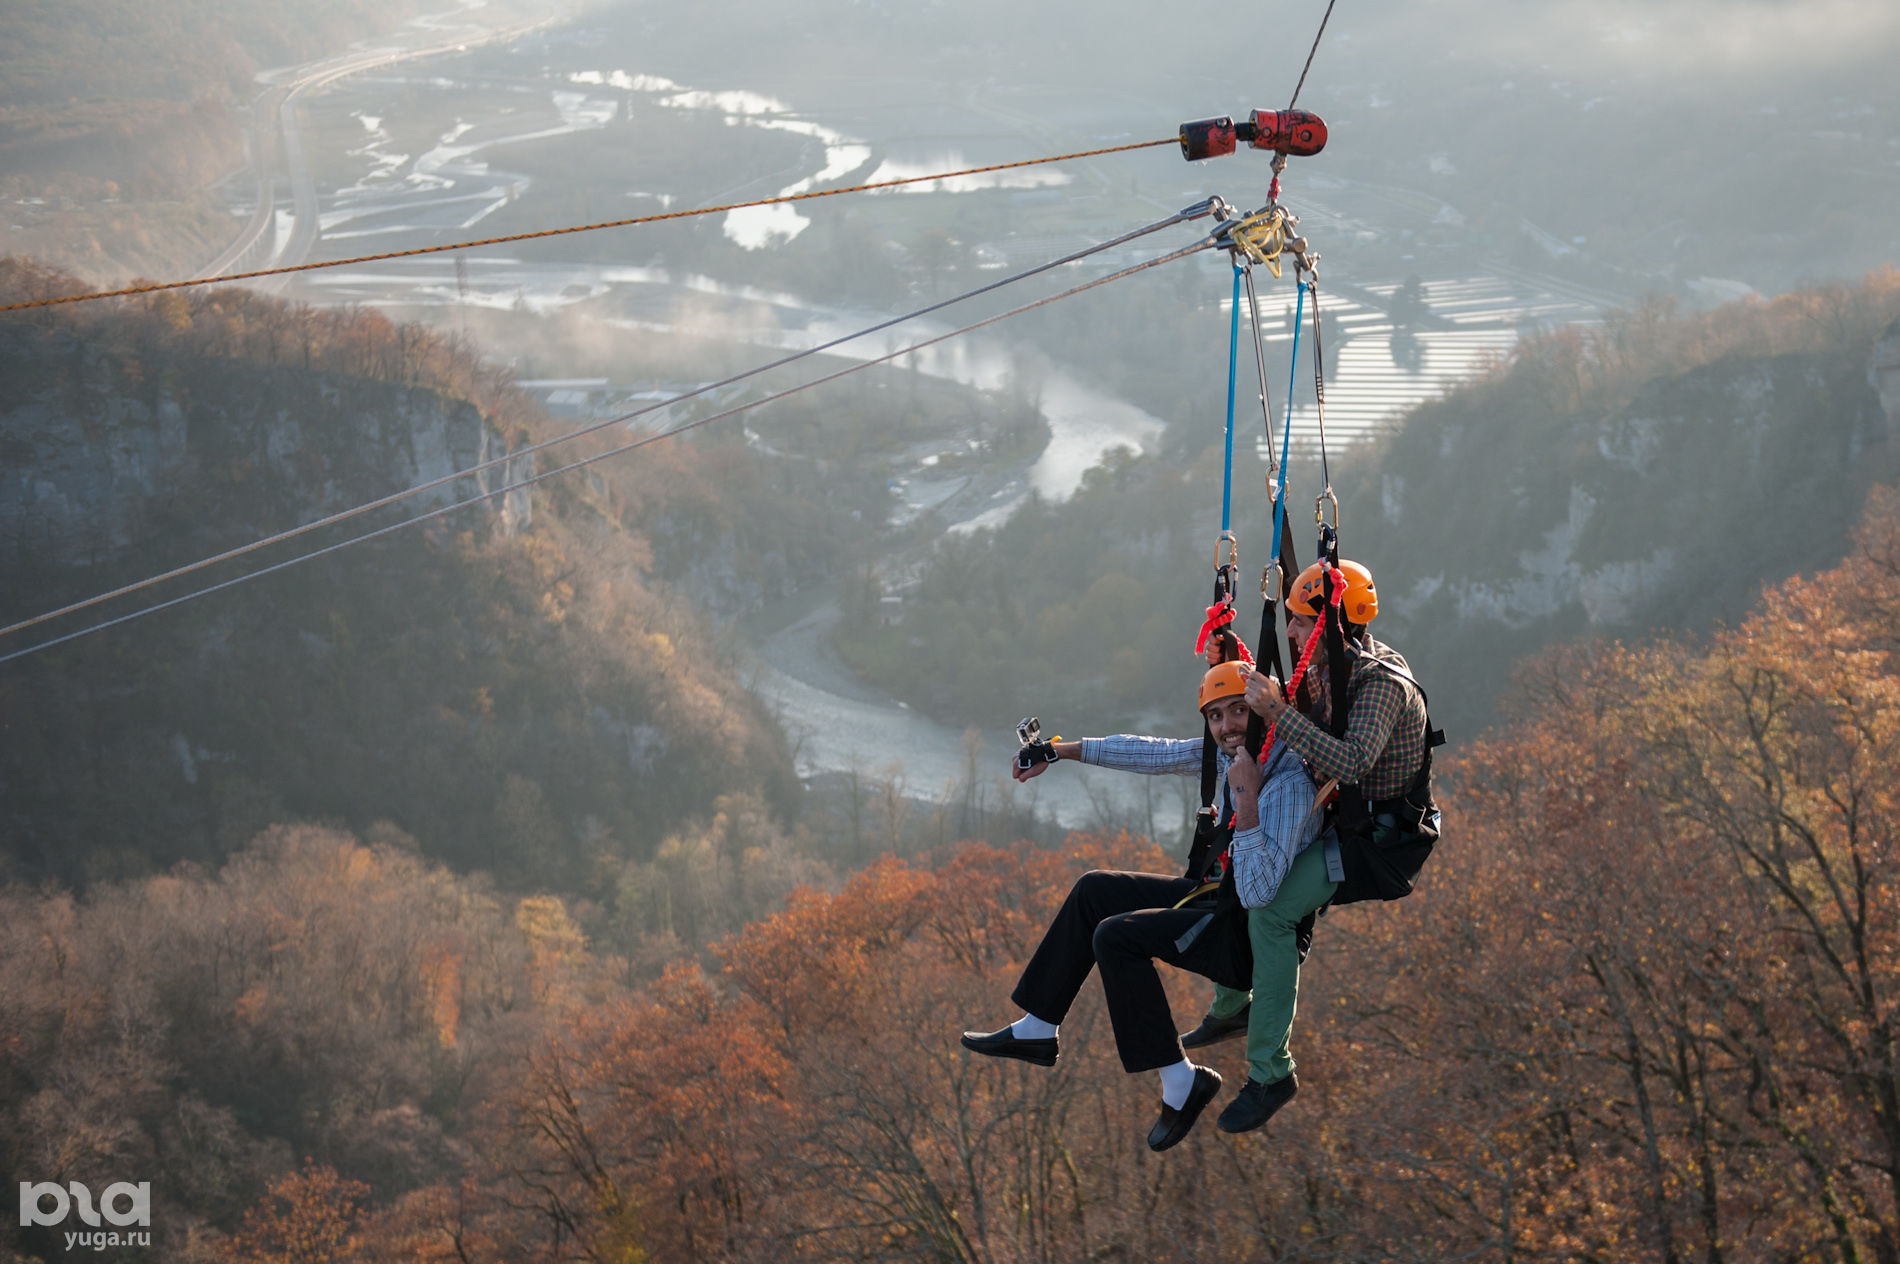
[1010,870,1252,1073]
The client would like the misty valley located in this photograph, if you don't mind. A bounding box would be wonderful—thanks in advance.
[3,0,1900,1260]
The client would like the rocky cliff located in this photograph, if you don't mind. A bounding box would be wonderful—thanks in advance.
[0,323,528,591]
[1343,300,1900,735]
[0,288,794,890]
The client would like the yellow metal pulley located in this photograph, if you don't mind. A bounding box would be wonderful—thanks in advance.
[1227,206,1292,276]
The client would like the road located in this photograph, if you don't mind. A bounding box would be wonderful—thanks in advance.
[194,4,556,282]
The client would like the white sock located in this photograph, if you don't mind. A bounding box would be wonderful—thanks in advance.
[1011,1013,1058,1040]
[1158,1058,1197,1109]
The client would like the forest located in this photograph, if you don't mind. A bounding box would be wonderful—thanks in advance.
[7,209,1900,1264]
[0,258,820,893]
[3,481,1895,1260]
[1,255,1058,901]
[7,0,1900,1256]
[4,255,1899,1257]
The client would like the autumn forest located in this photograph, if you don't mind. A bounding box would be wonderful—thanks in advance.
[6,424,1898,1257]
[7,0,1900,1257]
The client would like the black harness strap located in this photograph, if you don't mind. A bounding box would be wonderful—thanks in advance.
[1191,554,1237,879]
[1243,504,1301,761]
[1318,538,1350,740]
[1185,714,1223,881]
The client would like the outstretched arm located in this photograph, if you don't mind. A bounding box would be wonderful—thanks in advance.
[1011,735,1203,783]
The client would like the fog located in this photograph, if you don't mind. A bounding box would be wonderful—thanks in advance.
[8,9,1900,1256]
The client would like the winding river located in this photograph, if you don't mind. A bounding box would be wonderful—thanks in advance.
[269,29,1179,829]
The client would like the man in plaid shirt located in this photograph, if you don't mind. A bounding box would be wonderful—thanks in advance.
[1213,556,1433,1131]
[958,661,1323,1152]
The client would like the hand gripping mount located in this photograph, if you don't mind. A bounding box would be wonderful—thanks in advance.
[1016,716,1061,771]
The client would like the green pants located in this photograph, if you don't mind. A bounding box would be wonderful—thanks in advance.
[1205,843,1340,1084]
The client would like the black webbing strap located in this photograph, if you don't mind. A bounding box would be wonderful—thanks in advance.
[1199,715,1219,807]
[1184,715,1222,881]
[1243,505,1301,759]
[1320,544,1350,741]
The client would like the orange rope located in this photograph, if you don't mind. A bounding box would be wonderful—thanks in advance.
[1256,570,1340,763]
[0,138,1177,314]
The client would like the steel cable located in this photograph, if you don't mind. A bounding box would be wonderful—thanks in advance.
[0,140,1176,314]
[0,202,1212,642]
[0,232,1217,666]
[1287,0,1341,111]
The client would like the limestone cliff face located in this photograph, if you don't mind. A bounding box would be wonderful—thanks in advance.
[1460,352,1881,628]
[1347,340,1896,735]
[0,318,794,892]
[0,325,528,585]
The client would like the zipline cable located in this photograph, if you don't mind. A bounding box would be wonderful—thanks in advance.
[0,139,1177,315]
[0,233,1219,666]
[1,202,1214,642]
[1240,263,1280,473]
[1269,280,1305,591]
[1312,281,1332,487]
[1221,261,1243,533]
[1242,259,1298,591]
[1287,0,1340,112]
[1309,278,1334,507]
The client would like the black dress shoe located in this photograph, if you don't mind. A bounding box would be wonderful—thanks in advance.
[1147,1066,1222,1152]
[1179,1004,1250,1050]
[1216,1072,1297,1133]
[960,1025,1059,1067]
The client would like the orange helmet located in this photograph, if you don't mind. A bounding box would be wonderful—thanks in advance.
[1198,660,1250,711]
[1287,559,1378,624]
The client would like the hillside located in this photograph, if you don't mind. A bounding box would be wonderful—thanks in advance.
[840,271,1900,741]
[3,483,1893,1259]
[1341,274,1900,733]
[0,260,802,892]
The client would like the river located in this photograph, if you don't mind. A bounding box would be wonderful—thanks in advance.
[264,22,1195,829]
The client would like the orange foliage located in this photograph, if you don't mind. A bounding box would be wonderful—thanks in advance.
[419,946,461,1050]
[7,491,1898,1261]
[717,856,934,1036]
[221,1162,369,1264]
[471,492,1900,1261]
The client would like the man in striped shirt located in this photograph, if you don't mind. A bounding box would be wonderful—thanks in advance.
[959,661,1323,1151]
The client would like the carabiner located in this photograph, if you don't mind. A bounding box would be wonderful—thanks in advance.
[1315,487,1338,534]
[1213,530,1240,602]
[1215,530,1240,574]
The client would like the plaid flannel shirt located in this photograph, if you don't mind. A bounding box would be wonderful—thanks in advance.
[1273,636,1429,801]
[1078,735,1322,908]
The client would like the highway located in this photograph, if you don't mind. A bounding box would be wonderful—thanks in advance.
[193,5,555,283]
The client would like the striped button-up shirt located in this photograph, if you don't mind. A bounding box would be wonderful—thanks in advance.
[1077,735,1322,908]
